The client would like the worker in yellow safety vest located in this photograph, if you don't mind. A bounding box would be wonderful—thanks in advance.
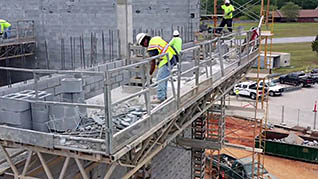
[169,30,182,54]
[0,19,11,39]
[169,30,183,63]
[216,0,235,33]
[136,33,178,103]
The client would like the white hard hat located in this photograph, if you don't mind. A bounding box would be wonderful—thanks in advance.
[173,30,180,36]
[225,0,230,3]
[136,33,147,45]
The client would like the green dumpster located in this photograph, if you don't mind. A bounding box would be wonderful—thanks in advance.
[255,131,318,163]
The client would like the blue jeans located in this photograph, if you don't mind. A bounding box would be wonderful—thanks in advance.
[4,26,11,39]
[156,56,177,100]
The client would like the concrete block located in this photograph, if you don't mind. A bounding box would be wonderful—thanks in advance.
[32,122,49,132]
[48,105,81,131]
[0,109,32,129]
[31,103,49,123]
[98,65,107,72]
[54,85,64,95]
[61,78,83,93]
[62,93,73,103]
[116,74,123,82]
[106,63,114,70]
[72,93,85,103]
[0,96,30,112]
[47,77,61,88]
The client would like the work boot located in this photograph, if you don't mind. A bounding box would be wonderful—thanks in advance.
[151,98,165,104]
[151,96,167,104]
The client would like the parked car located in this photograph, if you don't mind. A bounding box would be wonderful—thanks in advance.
[259,80,284,96]
[309,73,318,84]
[229,81,267,100]
[206,153,276,179]
[311,68,318,74]
[279,72,314,87]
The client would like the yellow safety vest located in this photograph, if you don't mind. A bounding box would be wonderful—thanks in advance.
[0,19,11,33]
[148,36,176,68]
[221,5,235,19]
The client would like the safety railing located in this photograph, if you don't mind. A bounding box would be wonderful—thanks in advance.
[0,27,261,155]
[0,20,35,42]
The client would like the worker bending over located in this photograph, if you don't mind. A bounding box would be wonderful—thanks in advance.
[216,0,235,33]
[136,33,178,104]
[0,19,11,39]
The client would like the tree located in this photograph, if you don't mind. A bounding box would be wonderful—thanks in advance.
[280,2,301,22]
[312,35,318,55]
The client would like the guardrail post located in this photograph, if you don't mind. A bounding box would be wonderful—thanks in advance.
[104,71,113,154]
[143,64,151,116]
[195,47,200,86]
[209,42,213,83]
[166,54,176,100]
[238,29,242,66]
[177,53,182,108]
[217,39,225,77]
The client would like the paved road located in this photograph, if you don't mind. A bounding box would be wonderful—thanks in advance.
[262,36,316,44]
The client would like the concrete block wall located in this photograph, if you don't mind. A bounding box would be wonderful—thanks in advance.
[152,145,191,179]
[0,59,130,100]
[0,0,199,70]
[0,0,119,70]
[133,0,200,42]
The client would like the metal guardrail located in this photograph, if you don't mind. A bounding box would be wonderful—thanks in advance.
[0,20,35,42]
[0,27,261,155]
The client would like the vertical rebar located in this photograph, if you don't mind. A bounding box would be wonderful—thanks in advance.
[61,38,65,70]
[70,36,73,70]
[102,31,106,63]
[90,32,93,67]
[82,34,86,68]
[80,35,83,69]
[45,40,49,69]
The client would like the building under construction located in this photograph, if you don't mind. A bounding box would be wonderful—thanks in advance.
[0,0,273,178]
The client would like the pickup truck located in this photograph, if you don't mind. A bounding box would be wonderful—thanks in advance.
[279,72,314,87]
[207,153,275,179]
[259,80,284,96]
[229,81,267,100]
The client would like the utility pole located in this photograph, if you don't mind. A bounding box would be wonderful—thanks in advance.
[117,0,133,60]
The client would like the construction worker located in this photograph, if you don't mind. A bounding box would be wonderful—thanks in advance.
[216,0,235,33]
[0,19,11,39]
[169,30,183,54]
[136,33,177,103]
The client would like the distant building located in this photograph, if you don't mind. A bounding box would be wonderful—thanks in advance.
[253,52,291,69]
[271,9,318,22]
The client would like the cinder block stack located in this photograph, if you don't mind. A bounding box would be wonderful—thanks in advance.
[47,78,86,132]
[0,94,32,129]
[0,90,52,130]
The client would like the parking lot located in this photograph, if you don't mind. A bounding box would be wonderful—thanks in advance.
[268,84,318,129]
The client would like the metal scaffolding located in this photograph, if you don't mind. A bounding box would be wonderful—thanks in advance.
[0,9,267,179]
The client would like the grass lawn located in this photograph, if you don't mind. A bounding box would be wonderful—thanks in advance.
[207,22,318,38]
[263,42,318,74]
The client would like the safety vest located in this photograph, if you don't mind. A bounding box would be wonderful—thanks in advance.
[221,4,235,19]
[0,19,11,33]
[169,37,182,54]
[148,36,176,68]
